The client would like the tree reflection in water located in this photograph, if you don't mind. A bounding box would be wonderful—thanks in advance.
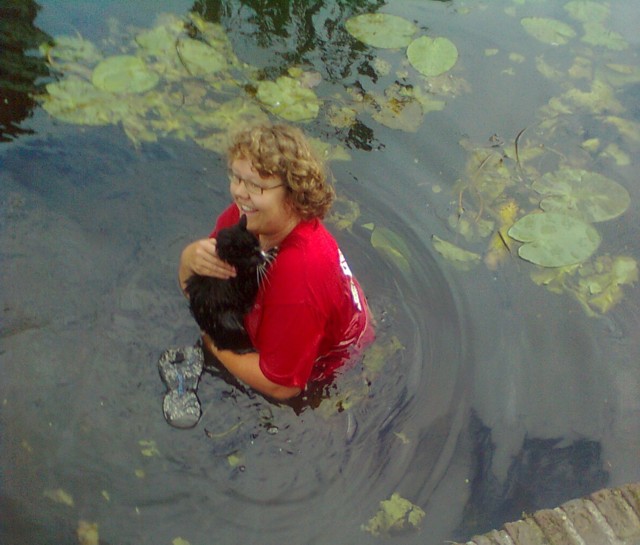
[0,0,51,142]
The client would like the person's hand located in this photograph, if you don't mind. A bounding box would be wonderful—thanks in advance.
[182,238,236,280]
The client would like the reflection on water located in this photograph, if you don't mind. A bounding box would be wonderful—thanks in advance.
[459,411,609,538]
[1,1,640,545]
[0,0,51,141]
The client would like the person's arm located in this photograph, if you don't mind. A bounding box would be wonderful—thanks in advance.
[202,335,301,400]
[178,238,236,294]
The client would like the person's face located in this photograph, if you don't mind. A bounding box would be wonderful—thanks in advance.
[228,158,298,242]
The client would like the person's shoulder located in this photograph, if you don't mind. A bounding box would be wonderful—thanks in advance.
[210,204,239,237]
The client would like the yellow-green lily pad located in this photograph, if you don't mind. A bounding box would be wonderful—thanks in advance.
[370,225,412,273]
[362,492,425,536]
[43,35,102,64]
[432,235,481,271]
[521,17,577,45]
[577,255,638,313]
[407,36,458,77]
[345,13,417,49]
[564,1,609,23]
[42,77,127,125]
[508,212,601,268]
[256,76,320,122]
[581,21,627,51]
[92,55,159,94]
[533,168,630,223]
[176,38,227,75]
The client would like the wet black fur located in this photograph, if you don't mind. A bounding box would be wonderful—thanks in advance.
[185,215,275,353]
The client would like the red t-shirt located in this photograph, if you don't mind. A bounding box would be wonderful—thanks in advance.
[210,204,373,390]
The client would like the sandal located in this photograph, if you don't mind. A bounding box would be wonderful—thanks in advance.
[158,344,204,429]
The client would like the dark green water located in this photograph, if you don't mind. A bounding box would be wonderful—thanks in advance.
[1,1,639,544]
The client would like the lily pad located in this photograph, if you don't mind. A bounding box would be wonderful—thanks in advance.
[44,35,102,64]
[176,38,227,75]
[256,76,320,122]
[362,493,425,536]
[578,255,638,313]
[42,78,128,125]
[508,212,601,267]
[581,21,627,51]
[521,17,577,45]
[533,168,630,222]
[370,225,412,273]
[564,1,610,23]
[345,13,417,49]
[92,55,159,94]
[432,236,481,271]
[407,36,458,77]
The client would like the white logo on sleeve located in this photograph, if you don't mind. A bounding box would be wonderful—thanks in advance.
[338,249,363,311]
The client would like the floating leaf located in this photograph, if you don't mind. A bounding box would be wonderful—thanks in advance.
[362,493,425,536]
[581,21,627,51]
[603,116,640,143]
[369,92,423,132]
[533,168,630,222]
[256,76,320,122]
[577,255,638,313]
[564,1,609,23]
[370,226,412,273]
[308,137,351,162]
[227,451,244,468]
[77,521,99,545]
[484,200,519,270]
[407,36,458,77]
[135,25,181,57]
[362,335,403,376]
[521,17,576,45]
[508,212,600,268]
[43,488,74,507]
[172,538,191,545]
[42,78,123,125]
[345,14,417,49]
[43,35,102,63]
[92,55,159,94]
[176,38,227,75]
[432,236,481,271]
[139,439,160,457]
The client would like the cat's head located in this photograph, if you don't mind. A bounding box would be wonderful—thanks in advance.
[216,214,265,268]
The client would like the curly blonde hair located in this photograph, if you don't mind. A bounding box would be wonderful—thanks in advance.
[227,124,335,220]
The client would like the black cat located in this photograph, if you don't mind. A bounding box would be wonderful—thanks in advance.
[185,214,276,353]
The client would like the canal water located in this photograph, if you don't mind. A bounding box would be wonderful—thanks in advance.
[1,1,639,544]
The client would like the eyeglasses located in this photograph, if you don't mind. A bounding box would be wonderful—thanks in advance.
[228,172,285,195]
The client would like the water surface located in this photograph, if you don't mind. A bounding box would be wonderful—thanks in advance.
[1,1,639,544]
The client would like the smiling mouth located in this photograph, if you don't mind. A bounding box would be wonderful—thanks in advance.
[239,203,257,213]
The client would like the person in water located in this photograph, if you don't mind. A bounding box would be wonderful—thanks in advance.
[162,124,373,426]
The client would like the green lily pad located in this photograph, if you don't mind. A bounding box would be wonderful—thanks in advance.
[176,38,227,75]
[370,225,412,273]
[564,1,610,23]
[345,13,417,49]
[508,212,601,267]
[256,76,320,122]
[521,17,577,45]
[533,168,630,222]
[577,255,638,313]
[135,25,181,56]
[92,55,159,94]
[581,21,628,51]
[43,35,102,63]
[432,236,481,271]
[362,493,425,536]
[407,36,458,77]
[42,77,127,125]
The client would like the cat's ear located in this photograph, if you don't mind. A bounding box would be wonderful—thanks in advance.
[239,214,248,229]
